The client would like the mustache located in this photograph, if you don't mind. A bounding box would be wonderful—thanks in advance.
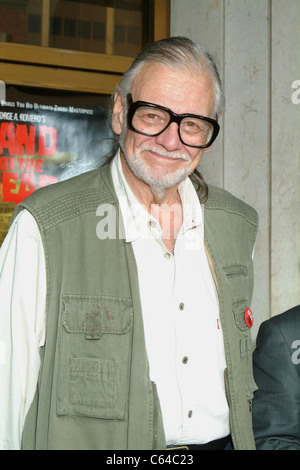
[137,145,191,162]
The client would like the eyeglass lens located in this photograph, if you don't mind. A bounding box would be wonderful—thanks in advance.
[132,105,214,147]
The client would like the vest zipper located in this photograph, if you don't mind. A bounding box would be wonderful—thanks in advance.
[224,368,236,450]
[204,242,219,297]
[151,382,159,449]
[206,243,236,449]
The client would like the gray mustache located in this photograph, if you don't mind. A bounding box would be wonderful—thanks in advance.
[137,146,191,162]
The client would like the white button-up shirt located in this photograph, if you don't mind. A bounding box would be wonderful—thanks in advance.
[112,153,229,445]
[0,152,229,449]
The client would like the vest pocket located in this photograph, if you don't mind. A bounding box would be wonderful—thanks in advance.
[231,298,258,403]
[57,294,133,420]
[69,357,115,410]
[232,297,251,331]
[222,263,252,307]
[223,264,248,279]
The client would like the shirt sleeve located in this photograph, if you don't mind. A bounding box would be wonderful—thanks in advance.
[0,209,46,450]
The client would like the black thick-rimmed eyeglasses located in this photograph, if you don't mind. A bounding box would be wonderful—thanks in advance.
[127,94,220,149]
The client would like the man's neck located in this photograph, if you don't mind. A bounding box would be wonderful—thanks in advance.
[119,150,184,254]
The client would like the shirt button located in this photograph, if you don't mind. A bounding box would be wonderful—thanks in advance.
[182,356,188,364]
[179,302,185,310]
[188,410,193,418]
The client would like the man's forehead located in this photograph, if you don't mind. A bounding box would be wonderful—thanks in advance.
[131,62,215,113]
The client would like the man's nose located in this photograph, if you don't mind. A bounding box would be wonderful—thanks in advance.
[155,122,182,151]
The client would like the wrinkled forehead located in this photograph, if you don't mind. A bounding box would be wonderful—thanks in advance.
[130,62,216,116]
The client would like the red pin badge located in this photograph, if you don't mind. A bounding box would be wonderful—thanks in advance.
[244,308,253,328]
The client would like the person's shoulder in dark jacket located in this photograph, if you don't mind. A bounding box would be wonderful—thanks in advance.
[252,305,300,450]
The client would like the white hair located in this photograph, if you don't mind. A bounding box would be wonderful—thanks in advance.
[113,36,225,118]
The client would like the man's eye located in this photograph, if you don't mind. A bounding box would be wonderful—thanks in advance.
[182,120,210,133]
[182,121,201,132]
[145,113,158,120]
[185,121,197,128]
[139,112,165,125]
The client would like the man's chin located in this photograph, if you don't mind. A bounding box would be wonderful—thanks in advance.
[121,145,192,192]
[141,165,192,194]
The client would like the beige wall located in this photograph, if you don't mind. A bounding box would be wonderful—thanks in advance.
[171,0,300,341]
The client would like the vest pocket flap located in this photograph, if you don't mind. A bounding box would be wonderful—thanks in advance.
[223,264,248,278]
[62,294,133,335]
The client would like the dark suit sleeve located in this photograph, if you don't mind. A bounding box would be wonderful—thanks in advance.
[252,318,300,450]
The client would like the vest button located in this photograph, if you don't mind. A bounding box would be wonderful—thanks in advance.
[182,356,188,364]
[179,302,185,310]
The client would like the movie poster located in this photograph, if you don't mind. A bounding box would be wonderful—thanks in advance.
[0,88,115,245]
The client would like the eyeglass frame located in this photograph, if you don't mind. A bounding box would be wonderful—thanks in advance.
[126,94,220,149]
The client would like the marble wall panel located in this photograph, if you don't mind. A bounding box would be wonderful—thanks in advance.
[170,0,224,188]
[171,0,300,339]
[271,0,300,316]
[223,0,270,340]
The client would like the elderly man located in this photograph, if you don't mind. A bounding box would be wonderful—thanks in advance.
[0,37,258,450]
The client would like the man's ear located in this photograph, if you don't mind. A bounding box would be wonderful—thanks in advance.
[111,92,125,135]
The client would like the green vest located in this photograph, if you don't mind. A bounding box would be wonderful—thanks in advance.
[14,162,258,450]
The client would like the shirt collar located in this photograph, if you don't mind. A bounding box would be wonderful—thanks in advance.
[111,150,203,243]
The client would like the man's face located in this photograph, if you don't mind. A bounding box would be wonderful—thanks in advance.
[112,63,216,197]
